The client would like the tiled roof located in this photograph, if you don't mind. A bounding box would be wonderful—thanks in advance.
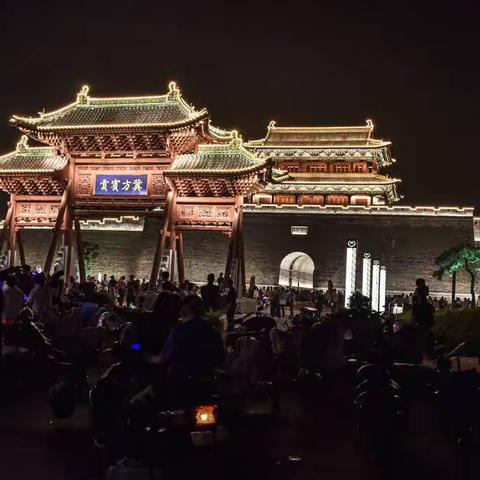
[283,173,401,184]
[264,178,401,203]
[10,82,208,131]
[167,134,267,175]
[248,120,390,148]
[0,136,67,174]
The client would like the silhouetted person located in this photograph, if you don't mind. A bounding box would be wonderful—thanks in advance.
[126,274,136,307]
[217,272,225,292]
[412,278,434,357]
[200,273,220,311]
[3,276,24,323]
[247,275,258,299]
[27,273,52,317]
[161,295,224,386]
[117,276,127,306]
[225,278,237,331]
[412,278,434,329]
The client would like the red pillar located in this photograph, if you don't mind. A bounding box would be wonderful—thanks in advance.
[7,194,16,267]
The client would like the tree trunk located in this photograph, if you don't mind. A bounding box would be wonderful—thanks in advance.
[464,261,476,308]
[470,275,476,308]
[451,271,456,306]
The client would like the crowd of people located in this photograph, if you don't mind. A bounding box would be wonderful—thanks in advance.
[0,263,465,473]
[386,292,475,313]
[2,262,478,336]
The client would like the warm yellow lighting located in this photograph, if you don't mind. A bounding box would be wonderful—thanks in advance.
[195,405,217,426]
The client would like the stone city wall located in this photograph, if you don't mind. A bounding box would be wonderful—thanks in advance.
[17,206,475,296]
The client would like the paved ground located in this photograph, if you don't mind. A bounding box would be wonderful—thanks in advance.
[1,358,480,480]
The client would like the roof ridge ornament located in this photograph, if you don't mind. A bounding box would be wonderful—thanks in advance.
[268,120,276,130]
[168,81,181,100]
[229,130,242,149]
[16,135,29,152]
[366,119,374,140]
[77,85,90,104]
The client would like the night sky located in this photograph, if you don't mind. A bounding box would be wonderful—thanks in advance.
[0,0,478,210]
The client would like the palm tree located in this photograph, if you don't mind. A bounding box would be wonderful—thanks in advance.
[434,245,480,307]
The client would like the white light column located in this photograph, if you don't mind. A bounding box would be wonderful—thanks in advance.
[344,239,358,308]
[362,252,372,298]
[379,266,387,313]
[371,260,380,311]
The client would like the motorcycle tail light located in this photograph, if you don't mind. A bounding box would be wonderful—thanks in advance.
[194,405,217,426]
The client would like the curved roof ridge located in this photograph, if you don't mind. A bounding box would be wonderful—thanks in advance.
[0,136,67,174]
[10,81,208,131]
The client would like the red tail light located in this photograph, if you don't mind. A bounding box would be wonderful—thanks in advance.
[194,405,217,426]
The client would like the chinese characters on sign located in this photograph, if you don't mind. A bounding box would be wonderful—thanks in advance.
[95,175,148,196]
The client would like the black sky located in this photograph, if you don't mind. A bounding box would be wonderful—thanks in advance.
[0,0,478,209]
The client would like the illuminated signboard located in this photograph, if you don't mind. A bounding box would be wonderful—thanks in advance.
[95,175,148,196]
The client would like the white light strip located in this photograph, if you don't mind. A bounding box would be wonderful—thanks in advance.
[243,204,474,217]
[344,239,357,308]
[362,253,372,298]
[371,260,380,311]
[379,266,387,313]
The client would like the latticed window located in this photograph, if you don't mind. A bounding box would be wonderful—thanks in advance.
[334,163,350,173]
[276,194,296,204]
[326,195,348,206]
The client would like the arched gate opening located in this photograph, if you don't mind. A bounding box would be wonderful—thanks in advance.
[279,251,315,289]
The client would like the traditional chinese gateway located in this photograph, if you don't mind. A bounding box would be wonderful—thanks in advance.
[0,82,475,293]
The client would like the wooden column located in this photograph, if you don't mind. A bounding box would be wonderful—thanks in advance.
[225,204,239,280]
[74,218,86,284]
[149,190,174,288]
[63,204,74,285]
[44,181,71,274]
[176,231,185,284]
[164,189,178,282]
[63,159,76,285]
[7,194,17,267]
[238,205,246,295]
[226,197,243,293]
[16,230,26,266]
[0,202,13,253]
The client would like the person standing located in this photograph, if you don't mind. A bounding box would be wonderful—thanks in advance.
[107,275,117,303]
[248,276,258,299]
[3,276,25,323]
[217,272,225,292]
[278,288,287,318]
[287,289,296,318]
[200,273,221,312]
[225,278,237,331]
[27,273,53,318]
[126,274,136,307]
[412,278,434,356]
[117,276,127,307]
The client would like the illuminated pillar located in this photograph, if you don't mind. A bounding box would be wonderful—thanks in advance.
[344,239,357,308]
[371,260,380,311]
[379,266,387,313]
[362,252,372,298]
